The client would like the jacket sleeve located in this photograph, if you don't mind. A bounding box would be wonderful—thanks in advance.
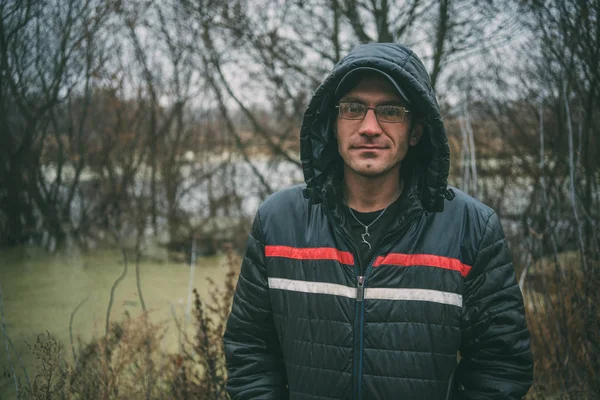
[456,212,533,399]
[224,211,288,399]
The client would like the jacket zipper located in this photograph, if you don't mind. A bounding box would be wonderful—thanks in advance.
[355,255,378,400]
[356,274,365,398]
[356,276,365,301]
[328,206,423,400]
[355,210,424,400]
[328,222,363,400]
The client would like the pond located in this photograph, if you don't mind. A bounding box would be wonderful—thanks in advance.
[0,247,231,398]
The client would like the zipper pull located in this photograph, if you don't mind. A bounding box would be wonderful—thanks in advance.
[357,276,365,301]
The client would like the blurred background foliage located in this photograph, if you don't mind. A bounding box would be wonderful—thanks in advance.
[0,0,599,398]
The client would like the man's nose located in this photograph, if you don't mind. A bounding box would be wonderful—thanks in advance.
[358,109,382,136]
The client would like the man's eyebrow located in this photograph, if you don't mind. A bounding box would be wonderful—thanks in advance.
[338,96,362,103]
[338,96,406,106]
[378,100,406,106]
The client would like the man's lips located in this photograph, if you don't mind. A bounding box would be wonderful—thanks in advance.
[352,145,386,150]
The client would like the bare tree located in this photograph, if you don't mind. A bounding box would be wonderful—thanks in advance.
[0,0,113,248]
[452,1,600,397]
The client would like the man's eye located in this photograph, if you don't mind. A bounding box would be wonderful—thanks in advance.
[345,103,363,114]
[379,106,401,117]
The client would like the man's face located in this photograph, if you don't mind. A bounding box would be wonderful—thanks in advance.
[335,75,421,179]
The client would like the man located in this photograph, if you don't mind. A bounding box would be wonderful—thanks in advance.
[224,43,533,399]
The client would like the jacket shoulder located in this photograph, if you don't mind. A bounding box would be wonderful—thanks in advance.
[258,184,306,214]
[256,184,308,229]
[443,185,496,224]
[429,186,501,270]
[254,184,311,246]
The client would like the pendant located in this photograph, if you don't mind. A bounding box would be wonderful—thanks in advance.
[361,226,371,249]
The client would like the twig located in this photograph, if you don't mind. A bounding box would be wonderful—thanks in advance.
[185,235,197,330]
[459,104,470,193]
[537,93,569,367]
[518,220,534,292]
[5,332,31,392]
[562,79,587,271]
[458,98,478,197]
[465,102,478,199]
[106,226,129,335]
[70,296,89,364]
[168,301,183,353]
[135,247,147,312]
[0,283,19,397]
[537,94,564,271]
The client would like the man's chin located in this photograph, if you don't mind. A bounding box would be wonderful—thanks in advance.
[348,164,394,178]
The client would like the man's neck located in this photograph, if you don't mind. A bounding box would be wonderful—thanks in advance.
[343,167,403,213]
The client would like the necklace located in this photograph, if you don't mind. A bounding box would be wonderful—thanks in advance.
[344,189,402,250]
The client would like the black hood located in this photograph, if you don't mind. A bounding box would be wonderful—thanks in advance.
[299,43,450,212]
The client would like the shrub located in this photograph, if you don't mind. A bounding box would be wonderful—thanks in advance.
[167,247,238,399]
[524,254,600,399]
[18,247,239,400]
[18,332,67,400]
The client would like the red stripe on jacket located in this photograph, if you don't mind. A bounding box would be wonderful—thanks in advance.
[265,245,354,265]
[373,253,472,277]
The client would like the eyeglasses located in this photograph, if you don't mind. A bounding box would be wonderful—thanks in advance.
[336,102,410,123]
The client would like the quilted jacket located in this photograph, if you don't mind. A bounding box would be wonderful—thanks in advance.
[224,43,533,400]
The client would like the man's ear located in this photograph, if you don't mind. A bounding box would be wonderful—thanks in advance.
[409,123,423,146]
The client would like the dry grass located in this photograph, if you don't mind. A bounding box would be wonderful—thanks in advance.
[10,246,239,400]
[523,253,600,399]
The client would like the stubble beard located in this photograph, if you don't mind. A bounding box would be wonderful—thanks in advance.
[345,158,402,180]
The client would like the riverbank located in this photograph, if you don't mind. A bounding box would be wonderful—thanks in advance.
[0,246,231,398]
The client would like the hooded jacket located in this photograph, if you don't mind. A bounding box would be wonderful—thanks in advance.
[224,43,533,400]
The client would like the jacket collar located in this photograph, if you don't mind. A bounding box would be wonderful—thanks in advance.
[320,167,424,234]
